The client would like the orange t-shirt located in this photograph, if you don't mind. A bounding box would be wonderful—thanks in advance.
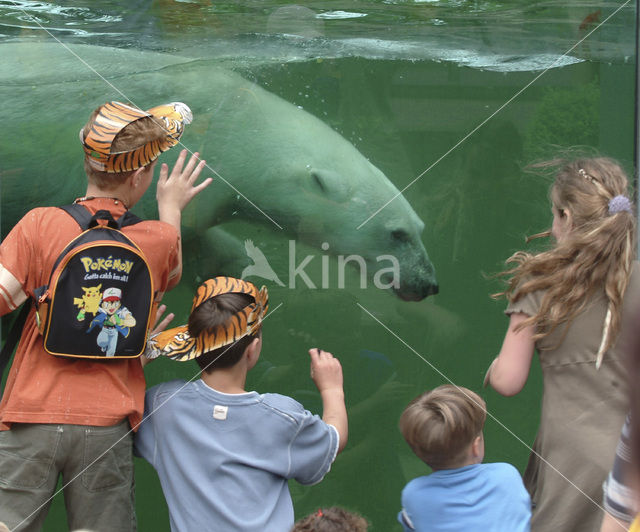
[0,198,180,430]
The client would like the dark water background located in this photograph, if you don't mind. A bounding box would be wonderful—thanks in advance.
[0,1,637,530]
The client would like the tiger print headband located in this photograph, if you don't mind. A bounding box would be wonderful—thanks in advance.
[80,101,192,173]
[147,277,269,362]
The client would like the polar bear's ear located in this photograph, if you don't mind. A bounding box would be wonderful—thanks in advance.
[308,168,352,203]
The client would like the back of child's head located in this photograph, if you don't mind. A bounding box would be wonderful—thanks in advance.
[291,507,369,532]
[189,291,259,372]
[81,108,165,189]
[147,277,268,367]
[399,384,486,470]
[80,101,192,189]
[500,156,636,362]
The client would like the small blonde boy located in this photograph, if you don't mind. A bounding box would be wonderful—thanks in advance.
[398,385,531,532]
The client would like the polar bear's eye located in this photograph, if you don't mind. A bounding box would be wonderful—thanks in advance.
[391,229,410,243]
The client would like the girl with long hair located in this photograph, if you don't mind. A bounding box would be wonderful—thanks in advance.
[486,156,640,531]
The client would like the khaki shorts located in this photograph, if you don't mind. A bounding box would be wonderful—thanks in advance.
[0,421,135,532]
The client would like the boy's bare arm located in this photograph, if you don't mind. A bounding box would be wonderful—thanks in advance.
[309,348,348,453]
[156,149,212,231]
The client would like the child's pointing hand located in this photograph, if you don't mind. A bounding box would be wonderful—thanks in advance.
[309,348,343,394]
[309,348,348,453]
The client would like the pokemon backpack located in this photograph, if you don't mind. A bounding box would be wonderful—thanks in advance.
[32,204,155,359]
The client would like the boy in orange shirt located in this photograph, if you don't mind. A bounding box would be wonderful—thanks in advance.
[0,100,211,531]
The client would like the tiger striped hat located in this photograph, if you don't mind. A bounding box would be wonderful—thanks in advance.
[148,277,269,362]
[80,101,193,173]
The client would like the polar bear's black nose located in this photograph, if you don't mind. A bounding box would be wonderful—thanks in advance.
[414,281,439,299]
[395,280,438,301]
[426,283,439,296]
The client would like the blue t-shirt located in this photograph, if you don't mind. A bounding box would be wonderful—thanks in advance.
[398,463,531,532]
[135,379,339,532]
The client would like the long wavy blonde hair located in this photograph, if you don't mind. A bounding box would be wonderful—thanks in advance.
[498,157,636,366]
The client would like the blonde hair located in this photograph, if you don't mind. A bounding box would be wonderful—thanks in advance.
[82,107,165,189]
[497,157,636,366]
[399,385,486,470]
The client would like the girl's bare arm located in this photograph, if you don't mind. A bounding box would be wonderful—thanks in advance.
[486,312,536,396]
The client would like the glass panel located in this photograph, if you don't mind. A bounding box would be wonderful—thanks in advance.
[0,1,636,530]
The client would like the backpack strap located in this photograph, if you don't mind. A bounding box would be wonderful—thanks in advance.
[117,210,143,228]
[0,301,32,388]
[60,204,143,230]
[60,204,93,230]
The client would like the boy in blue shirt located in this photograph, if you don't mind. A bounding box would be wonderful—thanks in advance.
[135,277,348,532]
[398,385,531,531]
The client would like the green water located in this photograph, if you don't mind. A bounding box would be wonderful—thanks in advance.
[0,1,637,530]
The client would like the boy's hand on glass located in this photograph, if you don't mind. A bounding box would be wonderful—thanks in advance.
[309,348,343,394]
[156,149,212,221]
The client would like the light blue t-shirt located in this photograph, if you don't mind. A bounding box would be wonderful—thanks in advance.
[398,463,531,532]
[135,379,339,532]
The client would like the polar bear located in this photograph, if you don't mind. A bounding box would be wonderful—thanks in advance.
[1,43,437,300]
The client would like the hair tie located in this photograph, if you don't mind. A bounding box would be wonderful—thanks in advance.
[316,509,324,517]
[608,195,632,215]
